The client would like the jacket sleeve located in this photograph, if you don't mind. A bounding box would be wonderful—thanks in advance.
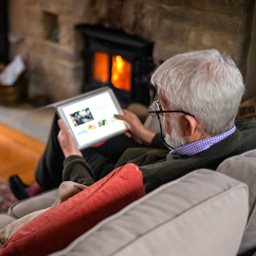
[62,155,95,186]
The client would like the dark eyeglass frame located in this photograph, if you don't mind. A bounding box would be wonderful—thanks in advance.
[147,100,194,150]
[148,100,194,118]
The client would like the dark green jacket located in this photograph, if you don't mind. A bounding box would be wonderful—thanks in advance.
[63,120,256,193]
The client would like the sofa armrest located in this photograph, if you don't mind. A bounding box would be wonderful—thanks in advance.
[0,214,16,230]
[216,148,256,255]
[8,189,57,218]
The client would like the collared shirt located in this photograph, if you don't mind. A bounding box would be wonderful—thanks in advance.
[171,125,236,157]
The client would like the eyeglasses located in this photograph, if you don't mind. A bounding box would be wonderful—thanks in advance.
[148,100,193,118]
[148,100,193,150]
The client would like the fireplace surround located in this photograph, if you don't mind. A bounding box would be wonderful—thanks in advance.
[76,24,155,108]
[6,0,256,102]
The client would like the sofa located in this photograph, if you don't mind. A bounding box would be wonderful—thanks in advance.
[0,148,255,255]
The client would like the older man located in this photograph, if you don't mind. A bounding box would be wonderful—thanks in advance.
[10,49,256,196]
[55,49,256,193]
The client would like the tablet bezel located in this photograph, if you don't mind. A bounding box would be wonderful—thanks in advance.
[57,87,127,149]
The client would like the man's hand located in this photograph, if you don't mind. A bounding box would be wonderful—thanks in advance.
[57,119,83,158]
[115,109,156,145]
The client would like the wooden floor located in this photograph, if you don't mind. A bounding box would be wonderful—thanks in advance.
[0,123,45,184]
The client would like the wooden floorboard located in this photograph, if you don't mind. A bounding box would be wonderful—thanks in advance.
[0,123,45,184]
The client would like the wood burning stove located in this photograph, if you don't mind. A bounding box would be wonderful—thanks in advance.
[76,24,155,108]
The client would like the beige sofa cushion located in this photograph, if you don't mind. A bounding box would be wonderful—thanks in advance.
[8,189,57,218]
[51,169,248,256]
[217,148,256,255]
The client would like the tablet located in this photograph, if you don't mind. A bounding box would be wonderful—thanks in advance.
[57,87,127,149]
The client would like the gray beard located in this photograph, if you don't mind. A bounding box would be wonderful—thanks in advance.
[165,132,186,149]
[164,119,187,149]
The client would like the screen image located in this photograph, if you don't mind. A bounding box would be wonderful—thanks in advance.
[69,108,94,127]
[59,89,126,149]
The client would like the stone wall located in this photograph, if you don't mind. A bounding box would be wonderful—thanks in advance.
[9,0,255,102]
[245,3,256,99]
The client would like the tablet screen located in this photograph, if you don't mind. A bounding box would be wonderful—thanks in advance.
[57,88,127,149]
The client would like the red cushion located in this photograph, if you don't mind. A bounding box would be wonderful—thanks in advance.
[0,163,144,256]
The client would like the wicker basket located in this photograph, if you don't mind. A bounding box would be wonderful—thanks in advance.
[0,74,28,106]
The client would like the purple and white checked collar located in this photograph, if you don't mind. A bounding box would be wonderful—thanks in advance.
[171,125,236,156]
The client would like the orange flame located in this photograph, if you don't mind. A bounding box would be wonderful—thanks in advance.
[93,52,109,83]
[92,52,131,91]
[111,55,131,91]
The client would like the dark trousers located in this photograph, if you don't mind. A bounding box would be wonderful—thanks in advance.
[35,113,140,189]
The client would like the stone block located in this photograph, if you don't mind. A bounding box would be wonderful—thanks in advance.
[86,0,124,28]
[207,0,254,17]
[203,13,246,35]
[58,16,77,52]
[41,0,73,15]
[45,62,83,101]
[122,2,159,41]
[61,0,92,16]
[156,19,189,45]
[70,0,95,22]
[25,0,42,7]
[185,0,254,16]
[95,0,126,29]
[184,0,210,12]
[153,42,187,64]
[121,0,139,34]
[93,0,109,20]
[25,5,43,22]
[28,51,83,101]
[232,37,251,67]
[187,30,237,57]
[161,5,203,27]
[24,6,44,39]
[23,23,44,40]
[32,40,78,64]
[142,3,161,40]
[41,0,58,14]
[161,0,185,6]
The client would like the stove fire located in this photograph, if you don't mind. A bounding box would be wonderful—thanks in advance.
[93,52,109,84]
[111,55,131,91]
[76,24,155,107]
[93,52,131,92]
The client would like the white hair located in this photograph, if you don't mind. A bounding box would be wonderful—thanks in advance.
[151,49,245,135]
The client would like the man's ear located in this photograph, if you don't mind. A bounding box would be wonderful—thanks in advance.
[182,115,198,137]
